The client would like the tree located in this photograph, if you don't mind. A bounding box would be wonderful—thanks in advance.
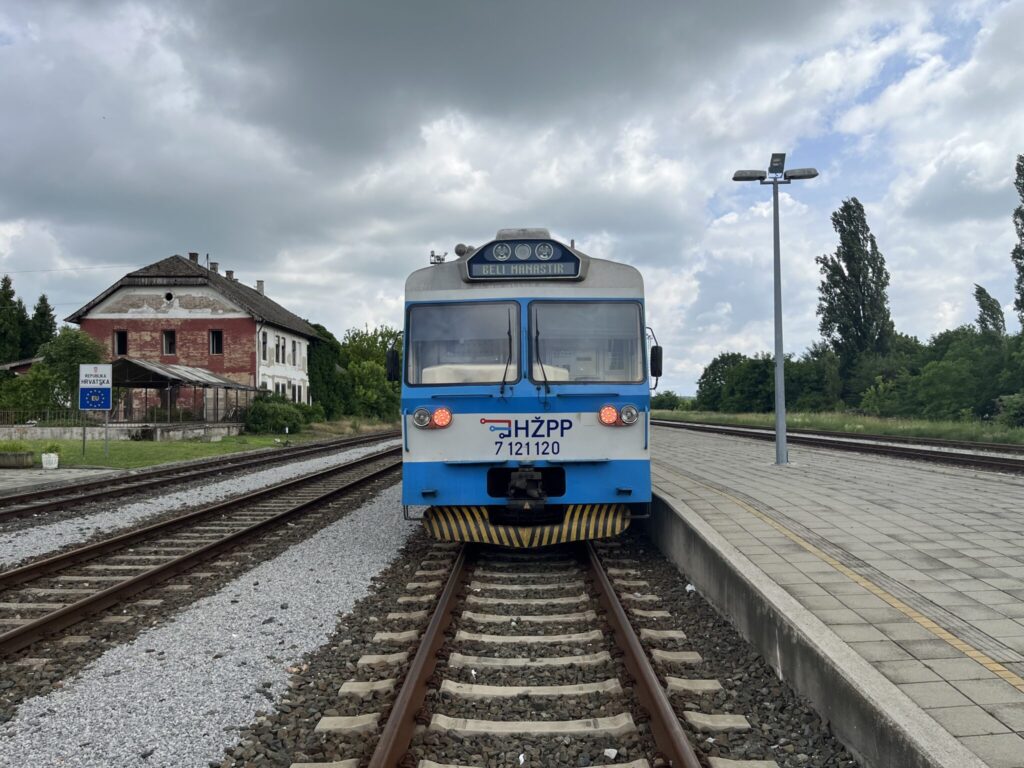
[816,197,895,381]
[1012,154,1024,326]
[651,390,687,410]
[974,284,1006,336]
[307,323,349,419]
[694,352,746,411]
[36,327,107,408]
[24,294,58,357]
[719,354,775,412]
[0,275,25,364]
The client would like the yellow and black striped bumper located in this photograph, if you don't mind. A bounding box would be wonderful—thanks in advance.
[424,505,630,548]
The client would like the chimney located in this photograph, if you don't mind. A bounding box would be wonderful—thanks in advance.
[256,280,265,295]
[209,262,219,273]
[226,270,234,280]
[188,252,199,263]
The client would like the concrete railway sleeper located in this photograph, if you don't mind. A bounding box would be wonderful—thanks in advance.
[0,446,402,656]
[276,541,796,768]
[0,429,400,522]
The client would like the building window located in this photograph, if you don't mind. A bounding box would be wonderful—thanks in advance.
[261,331,268,361]
[291,340,297,366]
[162,330,176,356]
[113,330,128,356]
[297,385,303,404]
[275,336,281,363]
[210,330,223,355]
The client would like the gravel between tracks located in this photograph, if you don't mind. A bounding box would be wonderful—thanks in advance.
[0,484,414,768]
[0,439,400,569]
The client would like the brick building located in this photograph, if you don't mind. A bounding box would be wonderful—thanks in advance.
[66,253,318,403]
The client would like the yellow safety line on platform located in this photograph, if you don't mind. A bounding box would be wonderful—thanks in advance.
[684,477,1024,694]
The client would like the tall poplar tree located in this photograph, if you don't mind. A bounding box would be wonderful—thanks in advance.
[974,284,1006,336]
[816,197,895,374]
[1011,154,1024,326]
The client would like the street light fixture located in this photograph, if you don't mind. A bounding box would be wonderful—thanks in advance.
[732,153,819,465]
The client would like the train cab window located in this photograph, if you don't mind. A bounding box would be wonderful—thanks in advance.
[530,302,643,383]
[407,302,519,385]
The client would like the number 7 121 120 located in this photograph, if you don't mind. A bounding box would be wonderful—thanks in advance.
[494,440,561,457]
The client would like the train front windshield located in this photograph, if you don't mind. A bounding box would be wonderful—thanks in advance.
[407,301,519,385]
[532,302,644,383]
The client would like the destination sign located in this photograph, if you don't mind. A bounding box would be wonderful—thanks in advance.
[469,261,577,278]
[466,240,581,281]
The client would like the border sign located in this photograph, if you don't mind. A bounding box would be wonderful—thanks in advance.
[79,364,112,411]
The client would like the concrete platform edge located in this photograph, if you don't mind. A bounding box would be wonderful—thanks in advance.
[646,492,988,768]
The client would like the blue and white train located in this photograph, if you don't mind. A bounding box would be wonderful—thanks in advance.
[388,228,662,548]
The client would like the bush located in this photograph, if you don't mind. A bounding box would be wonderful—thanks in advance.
[0,440,29,452]
[245,398,304,434]
[997,393,1024,428]
[295,402,326,424]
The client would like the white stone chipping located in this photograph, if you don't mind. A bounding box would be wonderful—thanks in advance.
[0,483,414,768]
[0,439,400,569]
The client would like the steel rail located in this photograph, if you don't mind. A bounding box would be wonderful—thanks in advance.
[0,429,400,521]
[653,420,1024,474]
[586,542,702,768]
[0,449,402,655]
[652,418,1024,454]
[368,545,467,768]
[0,445,402,589]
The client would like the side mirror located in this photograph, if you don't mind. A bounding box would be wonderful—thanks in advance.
[385,348,401,382]
[650,345,663,379]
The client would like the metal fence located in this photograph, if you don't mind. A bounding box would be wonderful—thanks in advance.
[0,405,248,427]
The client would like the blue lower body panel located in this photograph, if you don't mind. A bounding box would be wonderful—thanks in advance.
[402,459,651,506]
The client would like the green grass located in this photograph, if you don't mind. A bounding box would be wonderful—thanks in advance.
[651,410,1024,446]
[7,419,399,470]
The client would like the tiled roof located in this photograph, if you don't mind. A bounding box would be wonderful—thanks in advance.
[65,255,318,338]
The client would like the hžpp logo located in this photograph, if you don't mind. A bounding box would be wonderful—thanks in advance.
[480,417,573,439]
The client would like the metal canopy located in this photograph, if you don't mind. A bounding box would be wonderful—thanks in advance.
[111,357,254,390]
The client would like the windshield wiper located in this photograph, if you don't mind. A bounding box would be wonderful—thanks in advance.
[500,308,513,396]
[534,317,551,394]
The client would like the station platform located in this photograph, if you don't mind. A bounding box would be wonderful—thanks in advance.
[649,425,1024,768]
[0,467,123,497]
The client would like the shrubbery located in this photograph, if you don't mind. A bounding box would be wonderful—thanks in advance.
[245,397,305,434]
[244,395,327,434]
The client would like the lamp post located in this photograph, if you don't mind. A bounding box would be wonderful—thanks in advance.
[732,153,818,465]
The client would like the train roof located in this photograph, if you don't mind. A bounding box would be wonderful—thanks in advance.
[406,229,643,301]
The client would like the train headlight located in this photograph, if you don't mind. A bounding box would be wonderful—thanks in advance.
[431,406,453,428]
[598,405,619,426]
[514,244,532,260]
[620,404,639,424]
[412,408,431,428]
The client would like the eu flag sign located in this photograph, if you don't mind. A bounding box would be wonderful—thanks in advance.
[79,364,113,411]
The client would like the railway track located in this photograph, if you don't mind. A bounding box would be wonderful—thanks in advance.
[0,446,402,656]
[652,419,1024,474]
[0,429,400,522]
[279,540,791,767]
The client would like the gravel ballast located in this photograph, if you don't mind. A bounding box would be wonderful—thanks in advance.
[0,439,399,569]
[0,484,414,768]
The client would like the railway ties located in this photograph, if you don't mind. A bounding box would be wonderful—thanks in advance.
[291,542,778,768]
[0,429,400,522]
[0,446,401,656]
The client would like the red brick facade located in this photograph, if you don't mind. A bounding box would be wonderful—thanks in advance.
[81,317,258,387]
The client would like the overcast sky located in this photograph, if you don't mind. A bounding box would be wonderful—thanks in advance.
[1,1,1022,393]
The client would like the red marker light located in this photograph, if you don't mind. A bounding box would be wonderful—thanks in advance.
[431,407,453,428]
[598,405,619,426]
